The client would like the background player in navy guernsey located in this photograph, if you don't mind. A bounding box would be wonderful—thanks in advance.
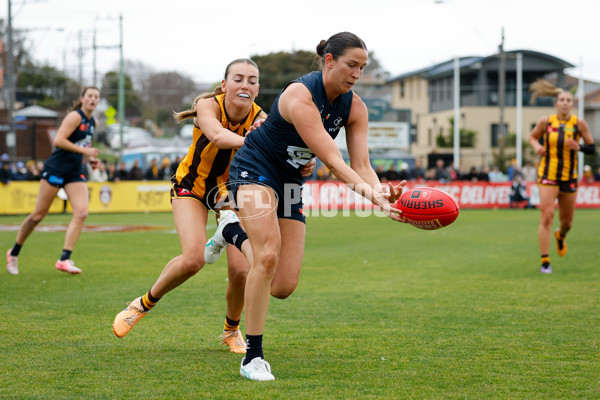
[221,32,406,381]
[6,87,100,275]
[528,79,595,274]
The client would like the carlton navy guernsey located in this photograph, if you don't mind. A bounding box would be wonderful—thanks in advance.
[238,71,353,181]
[44,109,95,175]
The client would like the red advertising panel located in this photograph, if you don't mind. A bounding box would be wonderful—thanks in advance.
[302,181,600,210]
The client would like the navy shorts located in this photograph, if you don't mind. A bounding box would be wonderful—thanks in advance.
[228,153,305,223]
[41,166,86,188]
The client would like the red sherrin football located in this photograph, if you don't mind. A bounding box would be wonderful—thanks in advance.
[395,187,460,230]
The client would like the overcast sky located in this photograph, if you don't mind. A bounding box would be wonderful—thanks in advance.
[3,0,600,87]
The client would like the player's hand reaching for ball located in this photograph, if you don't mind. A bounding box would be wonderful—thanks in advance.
[371,190,404,222]
[386,180,407,203]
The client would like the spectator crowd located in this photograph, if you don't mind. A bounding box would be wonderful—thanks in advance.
[1,153,183,184]
[4,152,600,186]
[371,158,600,185]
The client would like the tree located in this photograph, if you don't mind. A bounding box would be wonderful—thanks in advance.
[0,21,32,73]
[16,61,80,108]
[251,50,317,112]
[143,71,197,128]
[436,117,476,148]
[100,71,143,118]
[251,49,389,112]
[363,51,390,80]
[124,60,155,99]
[0,22,83,109]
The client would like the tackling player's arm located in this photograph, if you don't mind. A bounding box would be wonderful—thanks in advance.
[528,116,549,156]
[195,98,245,149]
[280,83,401,220]
[344,93,405,202]
[53,111,99,159]
[248,111,268,133]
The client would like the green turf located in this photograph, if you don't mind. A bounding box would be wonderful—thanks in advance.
[1,209,599,399]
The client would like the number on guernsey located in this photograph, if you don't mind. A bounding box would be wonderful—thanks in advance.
[286,146,313,169]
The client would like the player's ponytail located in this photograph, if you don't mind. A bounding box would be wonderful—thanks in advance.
[315,32,367,69]
[529,79,564,104]
[172,87,223,122]
[316,40,328,57]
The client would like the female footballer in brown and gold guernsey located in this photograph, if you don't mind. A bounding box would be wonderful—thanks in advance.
[528,79,595,274]
[112,58,315,354]
[113,59,265,352]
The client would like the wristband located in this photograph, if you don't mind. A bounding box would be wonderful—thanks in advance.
[580,144,596,155]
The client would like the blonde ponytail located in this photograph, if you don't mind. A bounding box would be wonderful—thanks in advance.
[172,86,224,123]
[529,79,564,104]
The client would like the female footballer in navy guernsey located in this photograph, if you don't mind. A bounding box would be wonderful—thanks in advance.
[215,32,405,381]
[6,87,100,275]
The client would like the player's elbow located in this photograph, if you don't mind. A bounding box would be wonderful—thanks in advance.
[209,134,227,149]
[53,137,65,148]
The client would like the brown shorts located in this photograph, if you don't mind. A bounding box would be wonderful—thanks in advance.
[538,178,578,194]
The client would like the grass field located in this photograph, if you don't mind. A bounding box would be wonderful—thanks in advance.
[1,209,599,399]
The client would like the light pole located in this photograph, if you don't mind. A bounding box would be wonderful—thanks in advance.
[94,14,125,159]
[118,14,125,160]
[5,0,17,159]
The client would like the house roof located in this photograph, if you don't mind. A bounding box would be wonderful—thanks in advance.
[574,87,600,106]
[423,56,483,78]
[386,62,446,83]
[387,50,575,82]
[14,105,59,118]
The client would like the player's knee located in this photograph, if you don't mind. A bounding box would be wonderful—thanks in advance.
[540,211,554,227]
[271,282,297,299]
[73,209,88,222]
[228,266,247,287]
[180,255,204,276]
[29,213,46,225]
[561,221,573,232]
[258,250,279,269]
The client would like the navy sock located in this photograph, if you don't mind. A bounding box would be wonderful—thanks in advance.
[222,223,248,252]
[60,249,72,261]
[10,243,22,257]
[244,334,263,365]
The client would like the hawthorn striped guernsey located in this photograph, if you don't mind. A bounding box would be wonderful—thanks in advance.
[172,94,262,202]
[538,114,581,182]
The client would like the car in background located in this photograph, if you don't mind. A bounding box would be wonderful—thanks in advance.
[121,146,189,171]
[179,123,194,139]
[106,125,153,150]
